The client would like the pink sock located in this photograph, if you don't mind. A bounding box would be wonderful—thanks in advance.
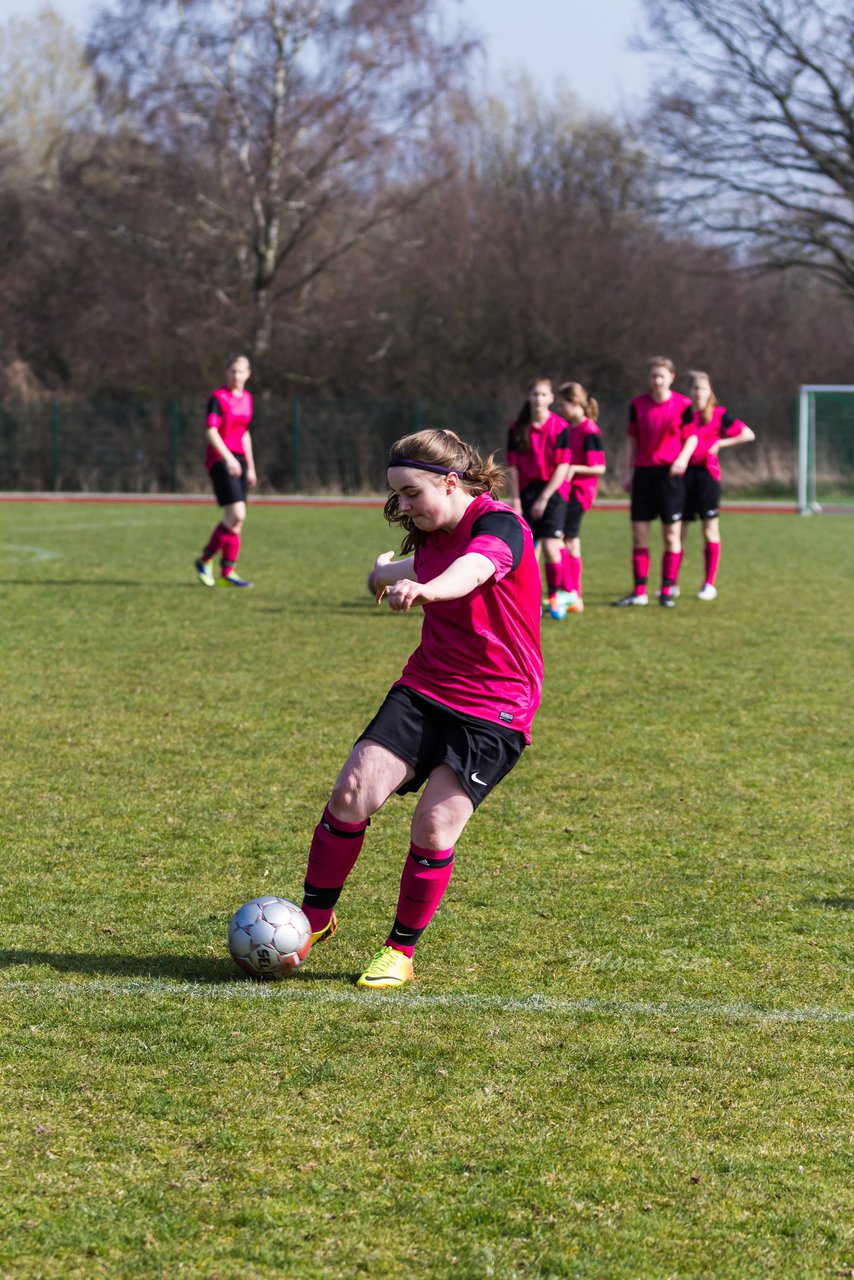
[661,549,682,594]
[545,561,561,593]
[705,541,721,585]
[386,843,455,957]
[221,529,241,575]
[632,548,649,593]
[560,547,572,592]
[301,805,369,933]
[569,554,582,596]
[203,522,228,561]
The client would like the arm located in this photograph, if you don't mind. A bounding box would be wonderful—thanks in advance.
[367,550,417,600]
[567,463,606,478]
[530,462,570,519]
[242,430,257,487]
[622,436,637,491]
[206,426,243,477]
[709,424,755,455]
[384,552,496,613]
[670,434,698,476]
[506,464,522,513]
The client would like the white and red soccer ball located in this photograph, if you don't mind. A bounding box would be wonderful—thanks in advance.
[228,896,312,978]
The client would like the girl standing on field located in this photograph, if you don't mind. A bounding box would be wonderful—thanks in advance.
[194,353,257,588]
[505,377,572,619]
[297,429,543,990]
[554,381,607,613]
[612,356,696,608]
[681,371,755,600]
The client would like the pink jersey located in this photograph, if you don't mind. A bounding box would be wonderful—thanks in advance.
[506,413,571,490]
[205,387,253,470]
[394,493,543,742]
[561,418,606,510]
[681,405,747,481]
[628,392,692,467]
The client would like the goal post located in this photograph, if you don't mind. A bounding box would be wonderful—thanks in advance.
[797,385,854,514]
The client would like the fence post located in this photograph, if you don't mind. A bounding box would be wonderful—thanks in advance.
[170,400,180,493]
[50,400,59,492]
[291,395,300,491]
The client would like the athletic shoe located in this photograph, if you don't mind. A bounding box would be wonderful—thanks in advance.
[612,592,649,607]
[567,597,584,613]
[222,571,253,587]
[556,589,578,607]
[697,584,718,601]
[356,945,414,990]
[310,911,338,947]
[659,592,676,608]
[548,594,567,620]
[655,586,680,599]
[194,557,215,587]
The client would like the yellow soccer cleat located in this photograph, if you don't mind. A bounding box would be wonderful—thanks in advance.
[310,911,338,947]
[356,945,414,990]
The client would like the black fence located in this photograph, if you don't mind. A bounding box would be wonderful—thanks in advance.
[0,393,802,496]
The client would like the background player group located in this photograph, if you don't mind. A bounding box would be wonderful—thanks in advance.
[505,360,754,610]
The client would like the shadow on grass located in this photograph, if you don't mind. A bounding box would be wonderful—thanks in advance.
[812,896,854,910]
[0,578,146,587]
[0,949,343,985]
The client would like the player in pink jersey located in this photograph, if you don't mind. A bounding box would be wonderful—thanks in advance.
[612,356,696,608]
[194,354,257,588]
[681,371,755,600]
[554,381,607,614]
[296,429,543,990]
[505,377,572,619]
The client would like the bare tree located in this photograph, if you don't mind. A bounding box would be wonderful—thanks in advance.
[87,0,474,364]
[637,0,854,298]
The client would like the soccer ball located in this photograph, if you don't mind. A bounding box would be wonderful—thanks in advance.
[228,896,312,978]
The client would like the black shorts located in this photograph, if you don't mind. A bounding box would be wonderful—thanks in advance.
[521,482,567,541]
[563,493,586,540]
[630,466,685,525]
[210,455,248,506]
[683,469,721,521]
[358,686,526,810]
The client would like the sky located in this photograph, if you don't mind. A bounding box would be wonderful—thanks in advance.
[0,0,654,116]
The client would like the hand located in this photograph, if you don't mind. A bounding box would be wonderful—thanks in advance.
[225,455,242,477]
[385,579,423,612]
[622,473,632,493]
[246,467,257,488]
[708,442,721,456]
[531,496,547,520]
[670,458,687,476]
[368,550,395,601]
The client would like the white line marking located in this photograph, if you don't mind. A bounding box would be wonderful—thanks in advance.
[0,543,58,562]
[0,978,850,1024]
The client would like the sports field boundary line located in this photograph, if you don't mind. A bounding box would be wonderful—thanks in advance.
[1,977,850,1024]
[0,491,800,513]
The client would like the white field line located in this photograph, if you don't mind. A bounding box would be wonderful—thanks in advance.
[0,977,851,1025]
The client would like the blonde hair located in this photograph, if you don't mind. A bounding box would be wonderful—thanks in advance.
[385,429,505,553]
[558,381,599,422]
[688,370,718,425]
[647,356,676,377]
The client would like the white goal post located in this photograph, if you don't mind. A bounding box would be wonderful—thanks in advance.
[797,384,854,514]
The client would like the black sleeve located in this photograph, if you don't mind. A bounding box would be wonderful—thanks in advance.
[583,429,603,454]
[207,394,223,419]
[681,406,694,425]
[470,511,524,572]
[721,411,737,432]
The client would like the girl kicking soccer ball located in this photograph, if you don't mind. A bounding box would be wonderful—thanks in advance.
[297,429,543,989]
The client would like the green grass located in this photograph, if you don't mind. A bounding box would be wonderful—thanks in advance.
[0,500,852,1280]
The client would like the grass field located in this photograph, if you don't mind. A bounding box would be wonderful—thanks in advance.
[0,499,851,1280]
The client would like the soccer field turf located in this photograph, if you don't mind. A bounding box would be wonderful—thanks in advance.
[0,501,851,1280]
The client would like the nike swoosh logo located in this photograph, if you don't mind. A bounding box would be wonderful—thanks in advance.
[470,772,487,786]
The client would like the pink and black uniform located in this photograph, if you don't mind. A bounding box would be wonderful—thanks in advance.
[301,486,543,961]
[199,386,254,577]
[506,413,572,541]
[681,404,749,589]
[627,390,693,596]
[561,417,606,598]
